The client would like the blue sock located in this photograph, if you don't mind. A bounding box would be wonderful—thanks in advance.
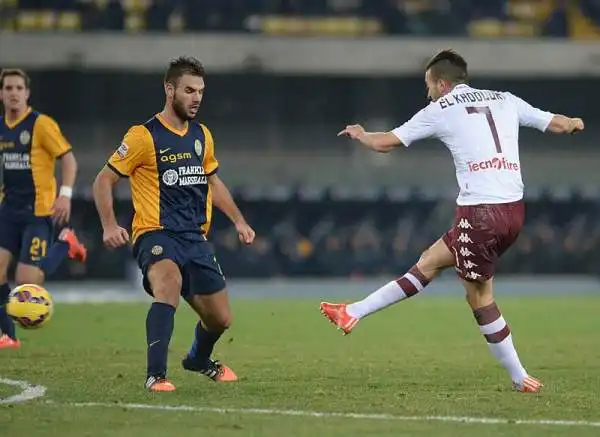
[40,240,69,278]
[0,283,16,340]
[188,321,223,366]
[146,302,176,378]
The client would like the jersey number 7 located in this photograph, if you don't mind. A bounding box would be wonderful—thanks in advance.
[466,106,502,153]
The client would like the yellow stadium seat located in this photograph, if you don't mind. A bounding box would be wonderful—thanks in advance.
[259,16,382,36]
[1,0,19,8]
[503,20,539,37]
[57,11,82,31]
[568,3,600,39]
[94,0,109,10]
[467,19,504,37]
[16,11,41,31]
[508,0,555,21]
[125,12,144,32]
[122,0,149,13]
[38,10,57,30]
[167,11,184,32]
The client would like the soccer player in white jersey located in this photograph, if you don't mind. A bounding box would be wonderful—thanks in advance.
[320,49,584,393]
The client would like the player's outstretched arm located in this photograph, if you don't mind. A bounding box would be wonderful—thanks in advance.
[546,115,584,134]
[92,166,130,248]
[338,124,402,153]
[208,174,255,245]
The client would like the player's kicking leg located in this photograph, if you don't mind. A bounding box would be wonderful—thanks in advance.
[320,238,455,335]
[461,278,542,393]
[182,288,238,382]
[143,259,181,392]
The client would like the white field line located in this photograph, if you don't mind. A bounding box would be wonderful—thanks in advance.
[0,378,46,405]
[47,400,600,428]
[2,377,599,429]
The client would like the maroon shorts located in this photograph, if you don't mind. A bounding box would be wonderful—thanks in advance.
[442,200,525,282]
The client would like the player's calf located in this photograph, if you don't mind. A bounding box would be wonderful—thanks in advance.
[470,294,541,391]
[182,291,237,382]
[0,250,17,342]
[144,260,181,389]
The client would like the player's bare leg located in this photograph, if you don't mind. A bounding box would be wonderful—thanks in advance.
[0,248,19,348]
[144,259,181,392]
[320,238,455,334]
[462,278,542,392]
[15,263,45,286]
[183,289,237,382]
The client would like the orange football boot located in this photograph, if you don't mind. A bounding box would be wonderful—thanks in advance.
[59,229,88,263]
[513,375,543,393]
[145,376,176,392]
[0,334,21,349]
[182,357,238,382]
[319,302,359,335]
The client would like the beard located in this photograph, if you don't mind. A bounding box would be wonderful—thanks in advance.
[172,97,195,122]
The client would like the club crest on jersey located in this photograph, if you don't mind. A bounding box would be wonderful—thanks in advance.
[151,245,163,256]
[116,143,129,159]
[19,130,31,145]
[194,139,203,157]
[162,169,179,186]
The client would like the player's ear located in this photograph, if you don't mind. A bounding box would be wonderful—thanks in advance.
[164,82,175,99]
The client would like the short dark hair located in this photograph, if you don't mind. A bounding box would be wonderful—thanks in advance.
[425,49,468,84]
[164,56,205,85]
[0,68,30,89]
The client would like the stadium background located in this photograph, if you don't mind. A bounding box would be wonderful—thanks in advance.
[1,0,600,297]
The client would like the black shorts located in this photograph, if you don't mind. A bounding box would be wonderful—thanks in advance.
[133,230,226,298]
[0,205,53,268]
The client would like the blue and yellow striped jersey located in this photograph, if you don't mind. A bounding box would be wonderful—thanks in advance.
[0,107,72,216]
[107,114,219,243]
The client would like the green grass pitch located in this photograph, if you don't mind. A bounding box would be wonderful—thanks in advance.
[1,296,599,437]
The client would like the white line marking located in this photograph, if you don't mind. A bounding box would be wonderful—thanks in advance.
[46,401,600,428]
[0,378,47,405]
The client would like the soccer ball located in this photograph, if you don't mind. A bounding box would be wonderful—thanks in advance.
[6,284,54,329]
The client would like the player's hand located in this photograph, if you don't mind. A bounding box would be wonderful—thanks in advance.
[338,124,365,139]
[570,118,584,133]
[52,195,71,226]
[103,225,130,249]
[235,221,255,245]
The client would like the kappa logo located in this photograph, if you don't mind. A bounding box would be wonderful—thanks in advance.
[456,233,473,244]
[464,260,478,269]
[457,218,472,229]
[465,271,481,280]
[459,247,475,257]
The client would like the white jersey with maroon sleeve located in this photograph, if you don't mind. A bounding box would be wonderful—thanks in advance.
[391,84,554,205]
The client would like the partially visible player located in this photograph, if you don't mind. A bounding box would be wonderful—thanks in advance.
[320,50,584,392]
[93,56,255,392]
[0,69,87,349]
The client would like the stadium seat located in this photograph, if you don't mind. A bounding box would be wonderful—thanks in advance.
[125,11,144,32]
[467,18,504,37]
[57,10,81,30]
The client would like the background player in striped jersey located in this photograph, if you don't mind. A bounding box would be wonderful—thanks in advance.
[321,49,584,393]
[93,56,255,392]
[0,69,87,349]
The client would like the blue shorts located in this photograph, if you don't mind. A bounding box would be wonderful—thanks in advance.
[0,205,53,268]
[133,230,226,298]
